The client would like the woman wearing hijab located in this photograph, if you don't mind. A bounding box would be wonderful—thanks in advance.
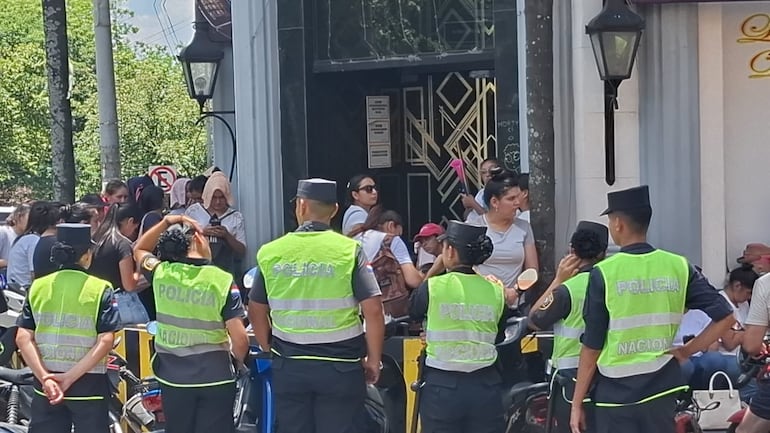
[169,178,191,215]
[184,172,246,276]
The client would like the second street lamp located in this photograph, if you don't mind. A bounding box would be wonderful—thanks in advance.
[586,0,645,185]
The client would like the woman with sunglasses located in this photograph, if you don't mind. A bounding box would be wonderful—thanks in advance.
[342,174,379,236]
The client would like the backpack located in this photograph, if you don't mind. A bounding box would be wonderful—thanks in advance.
[370,235,409,318]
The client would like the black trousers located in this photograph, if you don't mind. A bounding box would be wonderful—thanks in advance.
[551,382,595,433]
[419,371,504,433]
[28,393,109,433]
[160,382,236,433]
[272,357,366,433]
[594,394,676,433]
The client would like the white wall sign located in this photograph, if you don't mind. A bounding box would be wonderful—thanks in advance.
[366,96,392,169]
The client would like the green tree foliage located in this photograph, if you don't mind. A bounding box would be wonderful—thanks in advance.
[0,0,205,202]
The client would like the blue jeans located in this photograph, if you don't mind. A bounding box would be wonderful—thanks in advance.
[681,351,757,402]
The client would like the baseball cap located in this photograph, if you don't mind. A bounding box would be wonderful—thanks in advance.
[737,243,770,264]
[413,223,444,242]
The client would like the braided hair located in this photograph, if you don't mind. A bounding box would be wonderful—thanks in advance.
[156,224,194,262]
[454,234,494,266]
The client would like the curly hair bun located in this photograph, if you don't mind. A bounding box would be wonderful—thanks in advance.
[157,224,192,262]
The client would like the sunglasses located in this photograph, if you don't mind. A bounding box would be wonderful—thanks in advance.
[357,185,377,193]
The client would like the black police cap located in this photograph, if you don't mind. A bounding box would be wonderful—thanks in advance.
[56,223,93,247]
[438,220,487,248]
[296,178,337,205]
[601,185,651,216]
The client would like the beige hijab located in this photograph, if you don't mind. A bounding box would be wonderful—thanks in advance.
[202,172,235,209]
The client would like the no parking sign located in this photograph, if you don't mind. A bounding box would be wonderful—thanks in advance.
[148,165,178,193]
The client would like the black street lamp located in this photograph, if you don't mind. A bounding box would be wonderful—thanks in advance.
[586,0,645,186]
[178,13,237,182]
[178,20,224,112]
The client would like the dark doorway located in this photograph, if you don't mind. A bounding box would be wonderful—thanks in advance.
[307,69,497,239]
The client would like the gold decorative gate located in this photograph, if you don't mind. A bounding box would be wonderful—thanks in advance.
[402,72,496,222]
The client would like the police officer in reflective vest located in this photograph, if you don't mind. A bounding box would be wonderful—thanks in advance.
[529,221,609,433]
[409,220,509,433]
[569,186,735,433]
[134,214,249,433]
[16,223,119,433]
[247,178,384,433]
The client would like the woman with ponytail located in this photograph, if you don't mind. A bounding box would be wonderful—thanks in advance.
[409,220,517,433]
[16,223,119,432]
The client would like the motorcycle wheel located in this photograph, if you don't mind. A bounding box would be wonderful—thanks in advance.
[727,423,738,433]
[505,392,549,433]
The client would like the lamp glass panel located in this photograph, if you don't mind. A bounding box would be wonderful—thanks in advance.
[589,32,607,79]
[601,31,638,79]
[189,61,218,97]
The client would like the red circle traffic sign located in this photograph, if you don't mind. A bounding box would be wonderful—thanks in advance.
[149,166,177,193]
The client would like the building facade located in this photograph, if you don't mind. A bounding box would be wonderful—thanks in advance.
[206,0,770,284]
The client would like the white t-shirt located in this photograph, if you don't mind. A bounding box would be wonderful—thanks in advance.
[747,272,770,328]
[7,234,40,287]
[354,230,412,265]
[342,205,368,236]
[474,215,535,288]
[184,203,246,245]
[673,290,749,355]
[474,188,487,210]
[0,226,16,262]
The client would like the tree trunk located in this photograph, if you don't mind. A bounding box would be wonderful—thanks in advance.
[42,0,75,203]
[525,0,556,287]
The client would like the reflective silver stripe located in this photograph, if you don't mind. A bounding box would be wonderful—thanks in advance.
[267,296,358,311]
[156,313,224,331]
[273,324,363,344]
[45,360,106,374]
[598,354,673,378]
[425,358,495,373]
[553,323,583,339]
[609,313,682,330]
[35,334,96,347]
[553,356,579,370]
[155,342,230,357]
[425,330,497,343]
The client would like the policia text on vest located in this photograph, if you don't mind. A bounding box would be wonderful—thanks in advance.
[569,186,735,433]
[134,214,250,433]
[248,178,385,433]
[17,223,121,433]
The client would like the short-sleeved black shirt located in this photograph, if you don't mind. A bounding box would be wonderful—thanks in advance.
[90,235,134,290]
[581,243,733,404]
[140,254,245,386]
[17,266,119,398]
[248,222,381,360]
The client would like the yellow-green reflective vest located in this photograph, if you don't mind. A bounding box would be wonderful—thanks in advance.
[596,250,689,378]
[257,230,363,345]
[552,272,589,370]
[28,270,110,374]
[153,262,231,357]
[425,272,505,373]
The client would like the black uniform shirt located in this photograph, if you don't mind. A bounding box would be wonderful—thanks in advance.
[409,267,507,385]
[141,255,245,386]
[17,265,120,398]
[248,222,382,360]
[581,243,733,404]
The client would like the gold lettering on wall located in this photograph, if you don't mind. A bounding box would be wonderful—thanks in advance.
[738,13,770,79]
[750,50,770,79]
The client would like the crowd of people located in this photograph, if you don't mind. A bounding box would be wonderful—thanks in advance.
[2,158,767,433]
[0,167,246,321]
